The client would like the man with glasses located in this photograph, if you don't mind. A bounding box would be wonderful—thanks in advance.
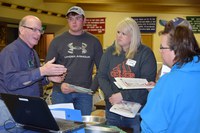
[46,6,103,115]
[0,15,67,126]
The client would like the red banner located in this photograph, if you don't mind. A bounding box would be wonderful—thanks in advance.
[83,18,105,34]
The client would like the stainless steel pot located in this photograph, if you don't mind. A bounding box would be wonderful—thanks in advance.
[85,126,120,133]
[82,115,106,126]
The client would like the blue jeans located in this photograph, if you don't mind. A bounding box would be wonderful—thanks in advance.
[52,92,92,115]
[0,99,14,126]
[106,108,141,133]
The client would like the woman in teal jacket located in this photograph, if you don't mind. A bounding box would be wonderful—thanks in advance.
[141,18,200,133]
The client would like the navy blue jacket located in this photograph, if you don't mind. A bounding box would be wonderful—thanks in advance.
[0,38,48,97]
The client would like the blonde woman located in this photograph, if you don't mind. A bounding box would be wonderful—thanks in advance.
[98,17,157,133]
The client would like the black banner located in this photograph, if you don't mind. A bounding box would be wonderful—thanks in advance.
[186,16,200,33]
[132,17,157,33]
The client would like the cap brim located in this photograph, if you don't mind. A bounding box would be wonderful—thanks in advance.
[65,11,76,16]
[159,19,168,26]
[65,11,84,16]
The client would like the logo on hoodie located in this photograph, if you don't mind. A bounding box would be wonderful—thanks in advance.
[110,61,135,78]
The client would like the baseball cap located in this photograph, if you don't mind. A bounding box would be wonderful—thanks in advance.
[66,6,85,17]
[159,17,192,30]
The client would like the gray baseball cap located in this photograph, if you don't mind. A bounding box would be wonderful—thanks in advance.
[66,6,85,17]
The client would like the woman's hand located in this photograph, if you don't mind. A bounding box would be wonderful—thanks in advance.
[109,92,123,105]
[146,81,156,91]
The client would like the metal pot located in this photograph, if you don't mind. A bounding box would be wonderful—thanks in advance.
[85,126,120,133]
[82,115,106,126]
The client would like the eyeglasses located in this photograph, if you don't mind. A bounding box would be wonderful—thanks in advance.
[22,25,44,34]
[160,45,170,50]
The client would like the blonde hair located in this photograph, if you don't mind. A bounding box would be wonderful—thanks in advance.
[113,17,141,59]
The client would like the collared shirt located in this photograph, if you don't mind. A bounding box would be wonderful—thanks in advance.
[0,37,48,97]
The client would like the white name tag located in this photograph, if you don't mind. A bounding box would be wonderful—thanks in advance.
[126,59,136,67]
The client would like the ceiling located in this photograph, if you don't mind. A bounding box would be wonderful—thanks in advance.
[43,0,200,14]
[1,0,199,34]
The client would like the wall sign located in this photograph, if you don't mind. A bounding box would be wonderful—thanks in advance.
[186,16,200,33]
[83,18,105,34]
[132,17,157,33]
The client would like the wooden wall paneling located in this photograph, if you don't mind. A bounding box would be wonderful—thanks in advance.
[0,23,7,51]
[141,34,153,49]
[94,34,104,48]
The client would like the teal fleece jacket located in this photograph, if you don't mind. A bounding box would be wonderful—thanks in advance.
[141,56,200,133]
